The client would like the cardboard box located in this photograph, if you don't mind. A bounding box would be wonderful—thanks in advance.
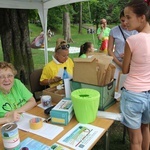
[42,87,65,104]
[50,99,74,125]
[70,80,116,111]
[73,56,115,86]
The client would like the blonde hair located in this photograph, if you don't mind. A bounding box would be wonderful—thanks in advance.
[0,61,17,76]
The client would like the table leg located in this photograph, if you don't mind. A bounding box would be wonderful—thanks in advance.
[105,129,110,150]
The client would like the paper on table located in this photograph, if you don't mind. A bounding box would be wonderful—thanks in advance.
[57,68,64,79]
[21,137,50,150]
[16,113,64,140]
[38,103,52,110]
[97,111,122,121]
[58,123,104,150]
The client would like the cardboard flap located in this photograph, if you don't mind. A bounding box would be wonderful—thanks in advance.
[87,52,106,56]
[97,63,106,86]
[73,58,98,85]
[95,55,113,63]
[87,52,113,61]
[104,63,116,85]
[88,54,113,70]
[73,57,96,63]
[73,54,115,86]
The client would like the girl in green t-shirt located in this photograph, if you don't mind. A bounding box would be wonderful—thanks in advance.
[78,42,94,58]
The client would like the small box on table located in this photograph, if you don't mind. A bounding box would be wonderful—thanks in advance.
[42,87,65,104]
[50,99,74,125]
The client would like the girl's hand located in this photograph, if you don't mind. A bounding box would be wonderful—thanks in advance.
[120,53,124,58]
[53,76,61,82]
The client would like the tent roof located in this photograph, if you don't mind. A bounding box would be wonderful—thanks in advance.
[0,0,88,9]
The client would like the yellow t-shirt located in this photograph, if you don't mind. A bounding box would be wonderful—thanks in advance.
[40,57,74,87]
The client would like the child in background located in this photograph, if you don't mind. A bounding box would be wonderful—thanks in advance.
[78,42,94,58]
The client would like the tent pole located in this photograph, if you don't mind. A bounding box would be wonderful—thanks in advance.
[38,8,48,64]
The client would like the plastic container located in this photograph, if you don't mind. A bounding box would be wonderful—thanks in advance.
[63,67,69,79]
[71,88,100,123]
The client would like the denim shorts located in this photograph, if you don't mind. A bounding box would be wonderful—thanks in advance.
[120,88,150,129]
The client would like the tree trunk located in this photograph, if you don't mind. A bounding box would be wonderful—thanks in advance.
[78,2,82,34]
[63,12,73,43]
[0,9,34,85]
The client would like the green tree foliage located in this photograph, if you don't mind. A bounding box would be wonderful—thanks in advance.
[47,5,75,32]
[71,2,91,24]
[28,10,39,24]
[47,7,63,32]
[28,0,130,31]
[88,0,130,29]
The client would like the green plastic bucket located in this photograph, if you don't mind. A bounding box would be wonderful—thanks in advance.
[71,88,100,124]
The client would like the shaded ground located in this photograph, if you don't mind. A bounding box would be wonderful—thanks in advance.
[92,121,130,150]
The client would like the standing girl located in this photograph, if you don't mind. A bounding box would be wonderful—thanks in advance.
[107,10,137,85]
[121,0,150,150]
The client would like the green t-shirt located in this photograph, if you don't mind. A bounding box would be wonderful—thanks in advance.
[97,27,111,49]
[0,79,33,117]
[79,54,87,58]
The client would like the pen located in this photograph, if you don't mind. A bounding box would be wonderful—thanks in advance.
[44,117,51,123]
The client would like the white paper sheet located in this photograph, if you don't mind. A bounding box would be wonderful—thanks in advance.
[16,113,64,140]
[58,123,104,150]
[38,103,53,110]
[97,111,122,121]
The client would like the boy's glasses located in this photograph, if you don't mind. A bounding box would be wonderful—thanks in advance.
[56,44,70,51]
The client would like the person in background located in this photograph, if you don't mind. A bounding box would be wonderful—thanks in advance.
[31,31,44,48]
[120,0,150,149]
[107,10,137,86]
[0,62,37,125]
[47,28,54,41]
[78,42,94,58]
[40,39,74,88]
[97,18,110,53]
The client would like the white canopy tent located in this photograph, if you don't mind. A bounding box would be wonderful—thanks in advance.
[0,0,89,64]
